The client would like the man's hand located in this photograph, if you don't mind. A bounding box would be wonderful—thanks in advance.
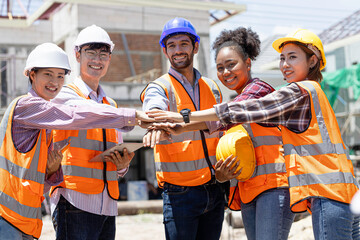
[143,129,172,148]
[103,148,135,171]
[47,150,63,176]
[214,155,241,183]
[149,122,184,135]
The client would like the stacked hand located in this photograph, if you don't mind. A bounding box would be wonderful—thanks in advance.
[135,109,185,148]
[136,109,210,148]
[146,109,183,123]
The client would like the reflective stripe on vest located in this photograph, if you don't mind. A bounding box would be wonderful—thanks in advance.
[60,130,117,152]
[244,124,286,178]
[62,165,117,181]
[283,81,358,212]
[155,155,217,172]
[142,74,221,187]
[0,96,47,238]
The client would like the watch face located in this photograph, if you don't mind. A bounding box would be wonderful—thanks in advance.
[180,108,190,123]
[180,108,190,114]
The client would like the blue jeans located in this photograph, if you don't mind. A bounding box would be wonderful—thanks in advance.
[0,216,33,239]
[311,198,360,240]
[240,188,295,240]
[162,182,225,240]
[52,196,115,240]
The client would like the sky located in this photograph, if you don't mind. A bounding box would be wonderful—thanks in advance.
[210,0,360,42]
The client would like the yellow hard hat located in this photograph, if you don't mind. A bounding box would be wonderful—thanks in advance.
[272,29,326,70]
[216,125,256,181]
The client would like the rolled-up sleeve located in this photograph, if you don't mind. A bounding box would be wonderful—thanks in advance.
[214,102,232,124]
[205,120,224,134]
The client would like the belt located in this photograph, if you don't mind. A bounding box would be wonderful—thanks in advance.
[203,177,218,186]
[164,178,218,189]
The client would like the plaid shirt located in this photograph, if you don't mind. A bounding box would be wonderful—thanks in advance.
[218,78,275,131]
[215,82,311,133]
[234,78,275,102]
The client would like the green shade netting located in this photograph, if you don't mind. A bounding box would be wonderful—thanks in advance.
[322,64,360,106]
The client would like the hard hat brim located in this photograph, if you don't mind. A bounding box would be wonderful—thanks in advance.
[272,37,326,70]
[24,67,71,77]
[159,28,200,47]
[272,36,309,53]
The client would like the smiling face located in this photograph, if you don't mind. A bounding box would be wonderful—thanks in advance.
[76,44,111,90]
[30,68,65,101]
[163,34,198,73]
[216,46,251,94]
[279,43,316,83]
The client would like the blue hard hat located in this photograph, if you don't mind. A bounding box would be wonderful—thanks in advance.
[159,17,200,47]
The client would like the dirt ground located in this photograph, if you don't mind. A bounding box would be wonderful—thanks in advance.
[40,212,314,240]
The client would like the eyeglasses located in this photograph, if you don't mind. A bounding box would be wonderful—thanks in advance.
[83,49,110,61]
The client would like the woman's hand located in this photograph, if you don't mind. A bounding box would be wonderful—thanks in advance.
[135,110,155,124]
[103,148,135,171]
[47,150,63,176]
[214,155,241,183]
[146,109,183,123]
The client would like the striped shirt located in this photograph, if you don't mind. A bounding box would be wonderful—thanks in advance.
[214,82,311,133]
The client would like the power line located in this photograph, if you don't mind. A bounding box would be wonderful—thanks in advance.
[231,0,357,13]
[232,12,336,24]
[212,6,355,20]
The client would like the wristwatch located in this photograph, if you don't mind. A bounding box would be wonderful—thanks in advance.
[180,108,191,123]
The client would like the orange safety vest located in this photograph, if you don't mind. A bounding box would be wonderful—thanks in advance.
[0,96,49,238]
[141,73,222,187]
[282,80,359,212]
[50,83,120,199]
[227,123,288,210]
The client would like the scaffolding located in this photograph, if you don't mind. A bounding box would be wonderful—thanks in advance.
[0,53,18,108]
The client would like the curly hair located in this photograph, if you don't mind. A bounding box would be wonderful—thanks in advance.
[212,27,261,62]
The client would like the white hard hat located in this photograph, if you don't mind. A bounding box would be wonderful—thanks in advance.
[74,25,115,52]
[24,43,71,77]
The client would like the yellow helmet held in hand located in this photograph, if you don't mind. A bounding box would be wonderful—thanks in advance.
[272,29,326,70]
[216,125,256,181]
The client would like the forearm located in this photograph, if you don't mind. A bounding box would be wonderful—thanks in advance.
[14,97,136,130]
[182,121,209,132]
[189,108,219,122]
